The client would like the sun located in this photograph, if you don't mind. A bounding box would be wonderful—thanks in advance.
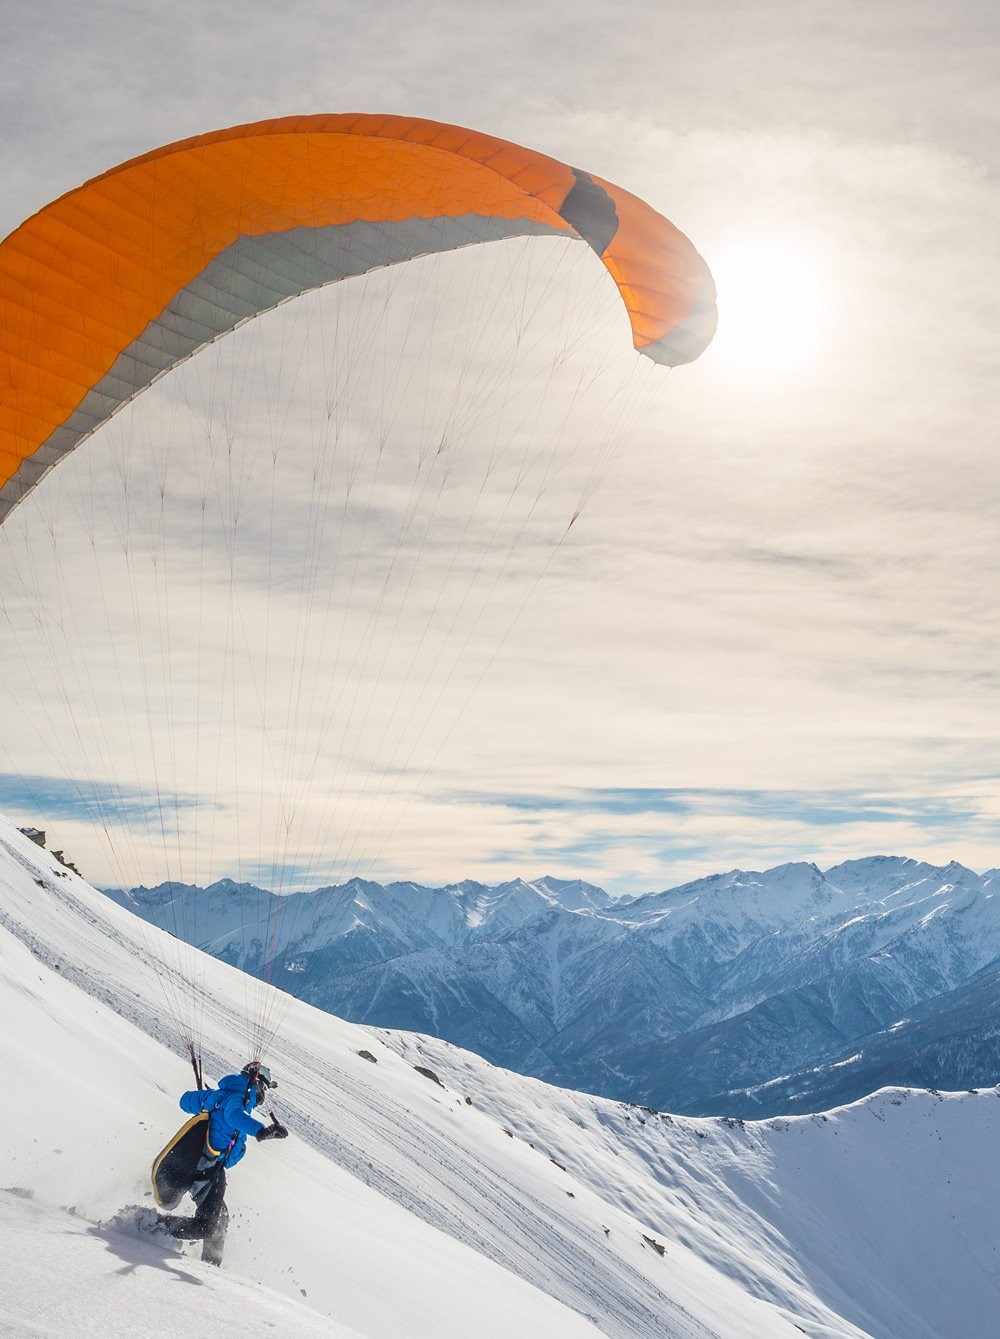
[707,240,830,375]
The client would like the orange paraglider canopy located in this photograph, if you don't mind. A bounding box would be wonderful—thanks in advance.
[0,113,716,521]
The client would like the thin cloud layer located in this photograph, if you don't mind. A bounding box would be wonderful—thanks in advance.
[1,4,998,890]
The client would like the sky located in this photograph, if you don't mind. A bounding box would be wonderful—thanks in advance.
[1,1,999,893]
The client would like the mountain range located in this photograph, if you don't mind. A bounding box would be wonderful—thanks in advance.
[104,855,1000,1116]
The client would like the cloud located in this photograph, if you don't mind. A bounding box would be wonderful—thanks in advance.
[2,3,999,893]
[0,773,202,826]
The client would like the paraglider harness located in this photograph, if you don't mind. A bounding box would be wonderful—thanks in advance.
[183,1050,236,1206]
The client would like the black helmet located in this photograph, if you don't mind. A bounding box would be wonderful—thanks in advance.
[241,1060,277,1101]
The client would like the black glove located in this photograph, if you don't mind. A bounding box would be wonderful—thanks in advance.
[256,1121,288,1141]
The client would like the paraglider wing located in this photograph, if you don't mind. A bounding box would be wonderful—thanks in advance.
[0,113,716,523]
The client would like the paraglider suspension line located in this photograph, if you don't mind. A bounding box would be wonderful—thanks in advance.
[187,1041,203,1091]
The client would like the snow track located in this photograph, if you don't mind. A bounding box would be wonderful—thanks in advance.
[281,1038,712,1339]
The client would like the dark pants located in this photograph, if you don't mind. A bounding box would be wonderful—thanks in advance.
[162,1154,229,1265]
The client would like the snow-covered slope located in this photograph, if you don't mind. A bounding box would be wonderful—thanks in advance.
[107,857,1000,1114]
[4,814,1000,1338]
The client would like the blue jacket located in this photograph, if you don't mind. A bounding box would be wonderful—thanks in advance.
[180,1073,266,1168]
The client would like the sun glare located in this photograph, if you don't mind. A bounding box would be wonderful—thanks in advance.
[708,240,829,375]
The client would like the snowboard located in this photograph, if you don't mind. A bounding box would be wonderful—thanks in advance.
[151,1112,209,1209]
